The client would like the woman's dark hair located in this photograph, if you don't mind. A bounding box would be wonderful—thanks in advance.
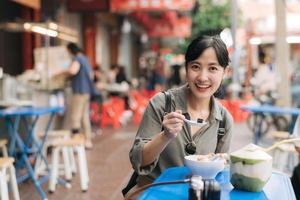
[185,35,230,69]
[67,42,81,55]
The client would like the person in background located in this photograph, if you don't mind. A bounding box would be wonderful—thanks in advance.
[146,54,167,93]
[90,65,104,135]
[107,64,119,84]
[55,42,94,149]
[116,65,128,84]
[253,54,277,97]
[167,64,183,88]
[93,64,103,84]
[124,35,233,198]
[92,64,104,101]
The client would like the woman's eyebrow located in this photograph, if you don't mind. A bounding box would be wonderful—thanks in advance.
[208,61,219,65]
[189,60,219,65]
[189,61,200,65]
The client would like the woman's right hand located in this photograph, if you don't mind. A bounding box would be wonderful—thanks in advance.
[162,110,185,139]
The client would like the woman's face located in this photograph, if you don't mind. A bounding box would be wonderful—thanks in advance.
[186,47,226,100]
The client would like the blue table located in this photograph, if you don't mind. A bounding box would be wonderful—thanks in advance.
[0,106,64,200]
[240,105,300,143]
[138,167,296,200]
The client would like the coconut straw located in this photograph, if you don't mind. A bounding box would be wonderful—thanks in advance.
[264,137,300,152]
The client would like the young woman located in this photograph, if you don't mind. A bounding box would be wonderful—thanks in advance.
[126,35,233,197]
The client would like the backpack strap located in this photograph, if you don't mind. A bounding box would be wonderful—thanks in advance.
[161,91,172,132]
[217,120,226,143]
[163,91,172,113]
[216,107,226,152]
[122,171,138,196]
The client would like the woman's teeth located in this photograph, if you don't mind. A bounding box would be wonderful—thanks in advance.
[195,84,210,89]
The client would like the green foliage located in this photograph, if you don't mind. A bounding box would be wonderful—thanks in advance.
[192,0,231,36]
[177,0,232,53]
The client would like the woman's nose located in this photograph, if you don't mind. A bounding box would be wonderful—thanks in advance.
[196,69,209,81]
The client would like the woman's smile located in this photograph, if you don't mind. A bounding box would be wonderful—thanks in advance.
[194,82,211,92]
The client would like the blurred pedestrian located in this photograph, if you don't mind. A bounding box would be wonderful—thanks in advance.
[107,64,119,84]
[167,64,183,88]
[90,65,104,134]
[116,65,128,84]
[254,55,277,97]
[55,42,94,149]
[92,64,104,103]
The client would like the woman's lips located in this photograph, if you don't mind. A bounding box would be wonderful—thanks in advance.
[195,83,211,90]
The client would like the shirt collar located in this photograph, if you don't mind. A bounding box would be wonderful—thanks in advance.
[173,84,223,122]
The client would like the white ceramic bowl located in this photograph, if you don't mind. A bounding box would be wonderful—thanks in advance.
[184,155,225,179]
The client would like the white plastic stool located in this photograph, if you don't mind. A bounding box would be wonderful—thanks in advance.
[0,139,8,157]
[271,131,298,173]
[273,143,298,174]
[0,157,20,200]
[49,135,89,193]
[35,130,75,179]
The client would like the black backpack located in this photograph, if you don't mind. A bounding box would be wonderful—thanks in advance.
[122,91,226,196]
[291,163,300,200]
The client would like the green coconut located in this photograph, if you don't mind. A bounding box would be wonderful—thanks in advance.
[230,144,272,192]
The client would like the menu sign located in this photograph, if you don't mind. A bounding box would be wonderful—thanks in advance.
[110,0,195,12]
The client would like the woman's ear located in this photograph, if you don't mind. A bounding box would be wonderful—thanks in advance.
[223,66,231,79]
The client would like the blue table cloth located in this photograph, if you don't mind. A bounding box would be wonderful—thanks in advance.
[138,166,296,200]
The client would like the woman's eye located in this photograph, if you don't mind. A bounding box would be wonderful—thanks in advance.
[191,65,200,70]
[209,66,219,71]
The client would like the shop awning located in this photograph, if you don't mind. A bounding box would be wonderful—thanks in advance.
[132,11,191,37]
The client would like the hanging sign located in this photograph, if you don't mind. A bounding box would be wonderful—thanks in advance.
[132,12,191,37]
[110,0,195,12]
[147,17,192,37]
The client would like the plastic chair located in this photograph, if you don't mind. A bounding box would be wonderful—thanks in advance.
[100,96,125,129]
[90,102,101,125]
[218,99,249,123]
[129,90,148,125]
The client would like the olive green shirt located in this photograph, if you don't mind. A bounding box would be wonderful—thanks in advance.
[129,84,233,184]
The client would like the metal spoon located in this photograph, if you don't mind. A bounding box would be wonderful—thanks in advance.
[183,118,208,127]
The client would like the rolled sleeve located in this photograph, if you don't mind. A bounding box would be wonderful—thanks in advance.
[129,137,159,175]
[129,93,165,175]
